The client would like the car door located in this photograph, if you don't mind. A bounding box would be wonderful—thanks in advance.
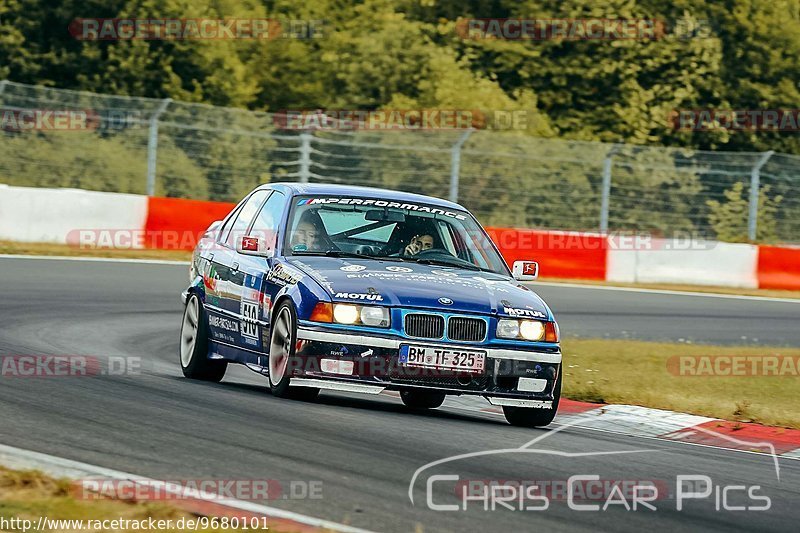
[229,190,287,365]
[204,189,270,359]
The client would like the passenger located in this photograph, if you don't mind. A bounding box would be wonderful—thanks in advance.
[404,234,434,256]
[291,211,328,251]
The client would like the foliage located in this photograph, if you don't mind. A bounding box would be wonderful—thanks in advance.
[2,0,798,154]
[706,181,783,242]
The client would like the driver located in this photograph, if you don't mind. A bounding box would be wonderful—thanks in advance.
[403,234,434,256]
[291,210,329,251]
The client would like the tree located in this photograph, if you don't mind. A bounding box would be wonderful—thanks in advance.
[707,181,783,242]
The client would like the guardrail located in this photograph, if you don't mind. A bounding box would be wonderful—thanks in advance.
[2,185,798,290]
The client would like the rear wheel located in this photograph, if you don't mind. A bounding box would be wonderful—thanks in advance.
[503,373,562,428]
[180,293,227,382]
[400,389,446,409]
[268,302,319,401]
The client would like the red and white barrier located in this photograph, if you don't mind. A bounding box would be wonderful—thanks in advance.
[606,239,760,289]
[0,185,148,245]
[1,185,798,291]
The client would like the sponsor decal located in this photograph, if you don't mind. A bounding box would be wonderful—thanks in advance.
[360,349,374,358]
[240,236,259,252]
[431,270,459,277]
[296,197,467,221]
[386,266,413,273]
[266,263,303,286]
[503,306,547,319]
[334,292,384,301]
[203,262,218,292]
[340,264,367,272]
[208,315,239,333]
[522,262,538,276]
[344,271,487,289]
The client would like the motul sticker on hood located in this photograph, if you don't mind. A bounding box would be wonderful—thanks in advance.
[287,256,551,318]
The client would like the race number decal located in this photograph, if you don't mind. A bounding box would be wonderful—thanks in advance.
[241,299,259,339]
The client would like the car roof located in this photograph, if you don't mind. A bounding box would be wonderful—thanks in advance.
[263,182,466,211]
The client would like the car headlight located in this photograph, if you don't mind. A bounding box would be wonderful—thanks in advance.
[331,304,390,327]
[496,319,548,341]
[360,306,390,327]
[496,319,520,339]
[333,304,359,324]
[519,320,545,341]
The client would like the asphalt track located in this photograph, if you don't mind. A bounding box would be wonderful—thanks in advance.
[1,256,799,532]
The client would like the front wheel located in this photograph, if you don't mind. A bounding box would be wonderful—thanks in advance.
[268,302,319,401]
[503,373,562,428]
[400,389,446,409]
[179,293,227,382]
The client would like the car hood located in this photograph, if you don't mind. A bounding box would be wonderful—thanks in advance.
[287,256,552,319]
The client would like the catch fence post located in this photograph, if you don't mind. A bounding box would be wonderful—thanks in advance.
[146,98,172,196]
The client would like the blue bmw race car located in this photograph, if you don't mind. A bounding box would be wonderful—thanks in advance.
[180,183,562,427]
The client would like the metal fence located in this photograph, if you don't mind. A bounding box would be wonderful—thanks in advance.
[2,80,799,242]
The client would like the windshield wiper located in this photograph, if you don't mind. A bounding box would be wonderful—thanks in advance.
[292,250,406,262]
[408,257,481,271]
[292,250,367,259]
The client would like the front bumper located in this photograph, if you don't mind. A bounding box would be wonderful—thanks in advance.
[294,326,561,407]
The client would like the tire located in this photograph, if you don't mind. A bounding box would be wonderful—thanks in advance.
[400,389,446,409]
[502,372,562,428]
[268,302,319,401]
[180,293,227,382]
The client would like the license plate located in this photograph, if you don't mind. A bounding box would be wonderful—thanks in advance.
[399,345,486,372]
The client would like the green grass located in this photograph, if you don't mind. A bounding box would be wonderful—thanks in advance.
[562,339,800,428]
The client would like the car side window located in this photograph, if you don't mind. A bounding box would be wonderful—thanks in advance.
[217,202,245,244]
[249,190,286,249]
[223,190,270,248]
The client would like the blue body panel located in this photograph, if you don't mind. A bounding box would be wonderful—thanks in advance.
[185,183,560,393]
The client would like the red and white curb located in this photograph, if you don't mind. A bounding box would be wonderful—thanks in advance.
[0,443,374,533]
[437,395,800,460]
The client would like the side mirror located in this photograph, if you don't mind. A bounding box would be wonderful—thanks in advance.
[236,234,272,257]
[512,260,539,281]
[204,220,223,238]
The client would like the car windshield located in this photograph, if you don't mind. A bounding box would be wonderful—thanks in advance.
[285,196,510,275]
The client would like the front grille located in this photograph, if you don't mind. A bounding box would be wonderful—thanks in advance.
[388,373,489,391]
[387,358,488,390]
[448,317,487,342]
[404,313,444,339]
